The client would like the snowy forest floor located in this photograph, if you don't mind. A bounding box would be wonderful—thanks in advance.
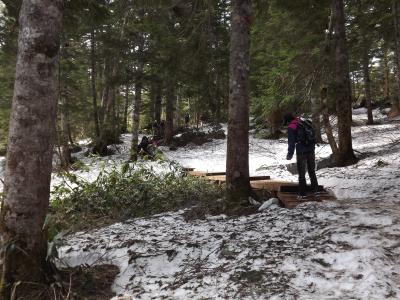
[1,108,400,299]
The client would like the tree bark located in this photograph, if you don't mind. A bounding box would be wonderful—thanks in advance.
[0,0,63,298]
[59,96,72,168]
[58,38,72,168]
[91,28,100,138]
[94,12,129,154]
[93,59,112,155]
[226,0,251,204]
[176,87,181,129]
[121,85,129,134]
[131,23,146,160]
[362,41,374,125]
[165,80,175,144]
[332,0,357,166]
[154,79,162,124]
[148,82,156,124]
[311,96,323,143]
[321,87,339,159]
[130,73,143,160]
[383,50,390,102]
[392,0,400,115]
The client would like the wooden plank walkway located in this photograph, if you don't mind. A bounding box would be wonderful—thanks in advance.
[185,169,336,208]
[277,190,336,209]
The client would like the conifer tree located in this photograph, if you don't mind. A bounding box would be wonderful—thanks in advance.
[226,0,252,204]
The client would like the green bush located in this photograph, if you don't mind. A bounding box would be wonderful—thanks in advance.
[49,162,224,234]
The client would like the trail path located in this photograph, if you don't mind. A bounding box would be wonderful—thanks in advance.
[2,108,400,299]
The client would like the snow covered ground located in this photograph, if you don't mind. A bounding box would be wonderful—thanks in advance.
[1,109,400,299]
[59,198,400,299]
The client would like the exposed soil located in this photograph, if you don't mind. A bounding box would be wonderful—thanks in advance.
[60,264,119,299]
[171,125,226,149]
[0,264,119,300]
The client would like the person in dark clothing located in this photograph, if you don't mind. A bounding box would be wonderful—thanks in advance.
[159,120,165,137]
[283,113,319,199]
[137,136,153,157]
[184,113,190,128]
[152,120,159,137]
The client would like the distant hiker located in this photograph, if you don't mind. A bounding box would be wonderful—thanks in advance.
[184,113,190,128]
[284,113,319,200]
[152,120,160,137]
[199,114,204,127]
[137,136,153,157]
[159,120,165,136]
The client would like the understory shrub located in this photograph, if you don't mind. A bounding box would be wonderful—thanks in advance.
[49,162,224,234]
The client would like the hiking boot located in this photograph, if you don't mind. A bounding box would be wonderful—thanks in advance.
[296,195,308,201]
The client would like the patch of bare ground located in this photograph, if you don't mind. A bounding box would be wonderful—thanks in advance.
[0,264,119,300]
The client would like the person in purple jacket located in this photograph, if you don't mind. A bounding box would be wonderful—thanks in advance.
[283,113,319,200]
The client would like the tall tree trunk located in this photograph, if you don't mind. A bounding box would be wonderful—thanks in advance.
[226,0,251,204]
[67,122,74,145]
[98,62,106,123]
[321,87,339,159]
[351,73,356,102]
[94,12,129,154]
[176,87,181,129]
[362,41,374,125]
[215,72,221,122]
[130,74,144,160]
[100,62,111,127]
[111,88,118,138]
[130,25,145,160]
[0,0,63,298]
[94,65,111,155]
[332,0,356,166]
[121,85,129,133]
[59,38,72,168]
[392,0,400,116]
[311,96,323,143]
[321,8,339,157]
[154,79,162,123]
[91,28,100,139]
[165,80,175,144]
[383,49,390,102]
[148,82,156,124]
[59,97,72,168]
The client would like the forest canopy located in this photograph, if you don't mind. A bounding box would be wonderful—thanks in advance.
[0,0,399,155]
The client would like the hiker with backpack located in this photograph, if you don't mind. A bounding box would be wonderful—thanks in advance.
[184,113,190,128]
[283,113,319,200]
[137,136,154,158]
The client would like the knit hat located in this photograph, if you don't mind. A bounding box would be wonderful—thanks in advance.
[282,113,294,125]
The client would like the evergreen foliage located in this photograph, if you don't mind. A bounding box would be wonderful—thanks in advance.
[0,0,398,151]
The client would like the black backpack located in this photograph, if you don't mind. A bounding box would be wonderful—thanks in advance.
[297,118,316,146]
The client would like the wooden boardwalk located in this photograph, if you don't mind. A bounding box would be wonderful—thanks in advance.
[185,170,336,209]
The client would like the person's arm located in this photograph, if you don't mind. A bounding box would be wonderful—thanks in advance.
[287,127,296,160]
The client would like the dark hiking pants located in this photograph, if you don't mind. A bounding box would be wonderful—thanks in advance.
[297,151,318,196]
